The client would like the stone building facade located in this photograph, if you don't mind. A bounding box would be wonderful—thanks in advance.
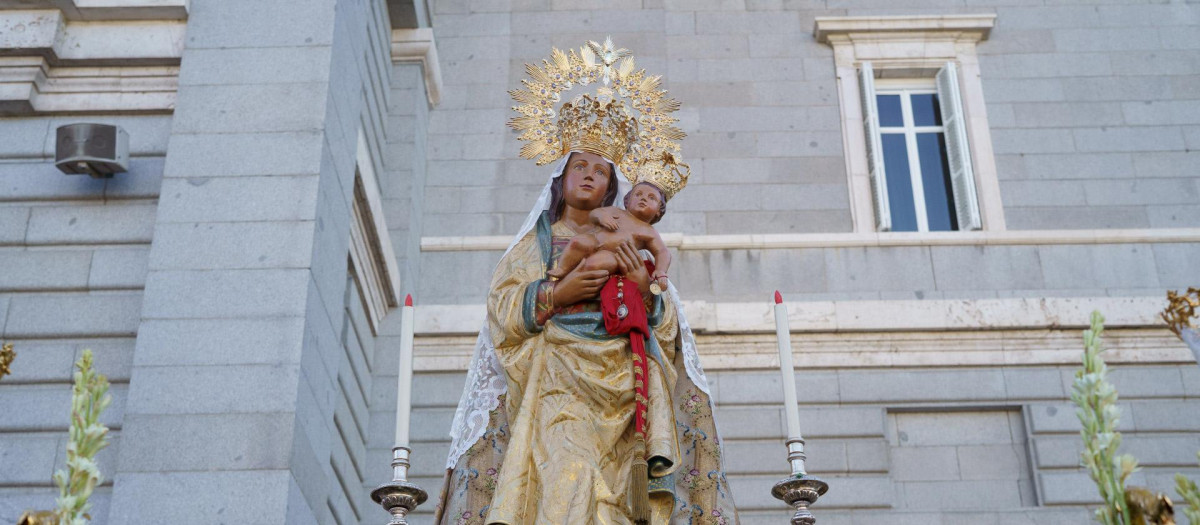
[0,0,1197,524]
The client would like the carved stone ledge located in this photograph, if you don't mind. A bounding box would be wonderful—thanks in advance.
[0,9,183,114]
[0,1,190,21]
[390,27,442,107]
[0,56,177,115]
[420,227,1200,252]
[813,14,997,44]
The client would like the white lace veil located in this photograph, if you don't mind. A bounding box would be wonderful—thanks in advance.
[444,154,714,469]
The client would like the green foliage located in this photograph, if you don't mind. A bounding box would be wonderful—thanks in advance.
[53,350,112,525]
[1177,452,1200,525]
[1072,311,1138,525]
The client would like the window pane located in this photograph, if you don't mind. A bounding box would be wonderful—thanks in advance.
[911,94,942,126]
[881,133,917,232]
[916,133,958,231]
[876,94,903,127]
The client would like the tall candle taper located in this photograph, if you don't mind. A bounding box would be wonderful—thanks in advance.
[770,291,827,525]
[372,294,427,525]
[395,294,415,447]
[774,291,804,465]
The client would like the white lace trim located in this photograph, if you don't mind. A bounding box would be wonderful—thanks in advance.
[668,280,711,397]
[445,327,509,468]
[445,157,712,469]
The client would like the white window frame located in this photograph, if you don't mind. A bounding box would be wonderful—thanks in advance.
[876,80,944,232]
[816,14,1005,233]
[349,127,403,334]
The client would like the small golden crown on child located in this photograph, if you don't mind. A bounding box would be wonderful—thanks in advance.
[632,150,690,201]
[509,37,690,199]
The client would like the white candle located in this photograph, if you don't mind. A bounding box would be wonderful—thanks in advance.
[774,291,803,441]
[394,294,415,448]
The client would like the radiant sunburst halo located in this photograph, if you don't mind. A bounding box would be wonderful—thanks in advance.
[508,36,689,200]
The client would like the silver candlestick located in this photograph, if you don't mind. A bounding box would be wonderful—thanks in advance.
[371,446,428,525]
[770,438,828,525]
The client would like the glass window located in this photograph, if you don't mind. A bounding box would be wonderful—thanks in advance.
[910,94,942,126]
[881,134,917,232]
[877,94,903,127]
[874,89,957,232]
[916,133,956,232]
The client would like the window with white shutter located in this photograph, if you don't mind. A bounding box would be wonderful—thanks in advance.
[816,14,1004,232]
[859,62,892,232]
[936,62,983,231]
[857,61,984,232]
[348,127,403,333]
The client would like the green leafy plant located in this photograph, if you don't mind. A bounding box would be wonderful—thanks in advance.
[1177,453,1200,524]
[52,349,112,525]
[1072,311,1139,525]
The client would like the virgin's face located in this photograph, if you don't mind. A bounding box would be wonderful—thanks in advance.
[561,152,612,211]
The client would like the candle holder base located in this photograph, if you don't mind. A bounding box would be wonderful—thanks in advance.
[771,474,828,525]
[370,480,428,525]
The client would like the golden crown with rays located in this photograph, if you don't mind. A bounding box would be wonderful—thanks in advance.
[509,37,691,200]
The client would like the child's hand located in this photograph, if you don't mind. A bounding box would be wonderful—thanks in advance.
[598,214,620,231]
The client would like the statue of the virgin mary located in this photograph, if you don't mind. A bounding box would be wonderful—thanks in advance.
[433,38,740,525]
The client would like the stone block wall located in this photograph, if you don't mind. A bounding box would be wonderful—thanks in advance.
[420,0,1200,238]
[422,5,855,238]
[977,4,1200,229]
[0,113,169,524]
[397,3,1200,521]
[0,0,421,521]
[1,0,1197,524]
[103,0,345,517]
[416,0,1200,305]
[383,63,433,298]
[96,0,404,522]
[362,58,434,524]
[417,241,1200,305]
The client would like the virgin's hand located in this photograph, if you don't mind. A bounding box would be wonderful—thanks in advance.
[613,239,651,298]
[554,268,609,307]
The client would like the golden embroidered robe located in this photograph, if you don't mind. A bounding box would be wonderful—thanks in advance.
[435,213,739,525]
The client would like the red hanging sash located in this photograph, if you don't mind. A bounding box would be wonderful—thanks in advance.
[599,266,652,440]
[598,263,656,524]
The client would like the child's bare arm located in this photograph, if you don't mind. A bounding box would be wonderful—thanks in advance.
[645,228,672,284]
[589,207,622,231]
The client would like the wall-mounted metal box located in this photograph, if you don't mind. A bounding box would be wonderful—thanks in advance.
[55,123,129,178]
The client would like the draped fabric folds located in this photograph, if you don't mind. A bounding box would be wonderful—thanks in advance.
[436,156,738,524]
[435,214,739,524]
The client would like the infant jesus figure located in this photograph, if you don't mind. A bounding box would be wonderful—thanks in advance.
[547,181,672,293]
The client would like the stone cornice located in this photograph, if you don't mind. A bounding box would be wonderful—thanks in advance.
[813,14,997,45]
[390,27,442,107]
[411,328,1189,371]
[420,228,1200,252]
[0,1,189,21]
[0,9,185,65]
[389,296,1171,337]
[395,296,1191,371]
[0,8,184,114]
[0,56,177,114]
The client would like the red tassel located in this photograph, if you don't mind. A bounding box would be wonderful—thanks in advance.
[600,275,652,524]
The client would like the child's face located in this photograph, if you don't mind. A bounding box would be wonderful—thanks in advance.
[626,183,664,224]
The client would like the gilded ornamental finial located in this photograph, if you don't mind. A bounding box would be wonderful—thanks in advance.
[1162,287,1199,338]
[0,342,14,380]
